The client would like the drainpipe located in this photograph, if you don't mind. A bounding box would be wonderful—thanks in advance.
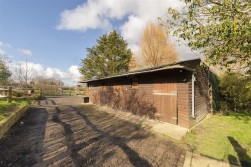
[192,73,196,118]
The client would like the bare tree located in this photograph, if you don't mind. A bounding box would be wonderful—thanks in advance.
[128,55,138,71]
[139,22,179,67]
[33,77,63,89]
[15,58,34,88]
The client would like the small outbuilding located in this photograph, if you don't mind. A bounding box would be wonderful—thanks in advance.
[81,58,216,128]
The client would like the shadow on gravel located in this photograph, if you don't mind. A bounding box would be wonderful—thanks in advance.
[52,106,151,167]
[0,97,185,167]
[51,107,85,166]
[74,106,151,167]
[38,97,56,106]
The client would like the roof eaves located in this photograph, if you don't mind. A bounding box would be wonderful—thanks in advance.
[79,65,194,83]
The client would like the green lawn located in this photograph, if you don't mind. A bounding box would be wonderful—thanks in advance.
[184,112,251,165]
[0,100,30,122]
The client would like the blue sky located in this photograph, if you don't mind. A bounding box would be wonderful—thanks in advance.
[0,0,198,85]
[0,0,95,69]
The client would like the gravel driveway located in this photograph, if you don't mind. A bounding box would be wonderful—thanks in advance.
[0,96,185,167]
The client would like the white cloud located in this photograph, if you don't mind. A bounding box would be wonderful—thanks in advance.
[0,48,6,56]
[18,49,32,56]
[121,15,146,45]
[8,60,82,86]
[57,0,184,32]
[0,40,81,85]
[57,2,110,31]
[128,43,140,55]
[68,65,82,81]
[0,41,11,48]
[57,0,198,59]
[0,41,11,58]
[44,67,67,79]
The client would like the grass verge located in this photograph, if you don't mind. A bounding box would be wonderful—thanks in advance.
[184,112,251,165]
[0,99,31,122]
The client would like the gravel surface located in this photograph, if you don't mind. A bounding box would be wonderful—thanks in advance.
[0,96,185,167]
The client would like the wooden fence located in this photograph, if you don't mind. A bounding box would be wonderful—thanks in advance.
[0,87,41,103]
[0,87,85,103]
[0,87,12,103]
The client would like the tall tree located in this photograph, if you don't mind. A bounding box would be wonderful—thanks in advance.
[0,60,11,85]
[80,30,132,80]
[166,0,251,76]
[139,22,179,67]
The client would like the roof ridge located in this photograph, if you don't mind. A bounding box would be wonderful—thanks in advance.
[129,57,201,73]
[80,58,201,83]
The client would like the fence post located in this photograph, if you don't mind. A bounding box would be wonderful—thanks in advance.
[8,87,12,103]
[40,89,43,97]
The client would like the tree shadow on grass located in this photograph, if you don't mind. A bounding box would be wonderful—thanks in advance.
[228,136,251,167]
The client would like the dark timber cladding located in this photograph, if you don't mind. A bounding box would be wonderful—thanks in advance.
[81,58,211,128]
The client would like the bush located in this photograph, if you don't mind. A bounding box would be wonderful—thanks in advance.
[220,73,251,111]
[12,90,25,97]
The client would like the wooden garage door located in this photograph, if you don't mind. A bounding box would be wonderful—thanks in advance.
[153,82,177,124]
